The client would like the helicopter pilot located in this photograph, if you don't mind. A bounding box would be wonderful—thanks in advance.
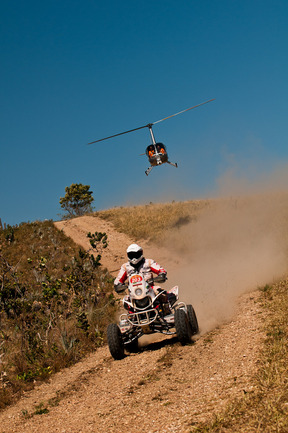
[147,145,155,158]
[156,144,166,155]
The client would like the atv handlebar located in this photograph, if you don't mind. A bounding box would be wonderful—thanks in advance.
[115,274,167,292]
[148,274,167,284]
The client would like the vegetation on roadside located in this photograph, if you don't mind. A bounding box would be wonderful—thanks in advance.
[0,221,116,409]
[96,200,211,242]
[189,280,288,433]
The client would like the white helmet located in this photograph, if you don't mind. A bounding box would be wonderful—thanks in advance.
[127,243,144,266]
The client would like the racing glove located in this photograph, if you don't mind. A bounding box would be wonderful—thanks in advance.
[158,273,167,282]
[114,283,127,293]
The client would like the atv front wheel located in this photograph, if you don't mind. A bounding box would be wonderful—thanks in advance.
[174,308,191,345]
[107,323,125,360]
[187,304,199,335]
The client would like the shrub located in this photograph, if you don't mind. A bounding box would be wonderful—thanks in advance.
[0,220,116,408]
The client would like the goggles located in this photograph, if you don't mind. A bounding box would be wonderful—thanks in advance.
[128,251,142,260]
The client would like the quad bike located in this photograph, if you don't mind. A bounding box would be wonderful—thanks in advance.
[107,272,199,360]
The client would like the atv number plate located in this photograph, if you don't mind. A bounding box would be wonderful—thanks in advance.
[130,274,143,285]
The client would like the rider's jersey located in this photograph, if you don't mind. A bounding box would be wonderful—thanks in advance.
[114,258,166,286]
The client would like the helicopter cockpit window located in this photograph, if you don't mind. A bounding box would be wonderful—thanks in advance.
[156,143,167,155]
[146,145,155,158]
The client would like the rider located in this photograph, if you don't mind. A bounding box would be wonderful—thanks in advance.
[114,243,167,291]
[114,244,175,313]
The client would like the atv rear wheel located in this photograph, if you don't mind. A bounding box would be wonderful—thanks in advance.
[187,304,199,335]
[107,323,125,360]
[174,308,191,345]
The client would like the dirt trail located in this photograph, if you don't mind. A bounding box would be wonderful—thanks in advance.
[54,216,179,275]
[0,216,265,432]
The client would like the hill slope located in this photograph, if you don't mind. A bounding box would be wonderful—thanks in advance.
[0,215,265,432]
[55,215,180,274]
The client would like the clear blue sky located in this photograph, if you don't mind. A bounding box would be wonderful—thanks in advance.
[1,0,288,225]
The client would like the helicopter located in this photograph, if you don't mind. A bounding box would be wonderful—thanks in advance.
[88,98,215,176]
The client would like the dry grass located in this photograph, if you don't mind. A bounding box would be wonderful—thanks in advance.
[0,221,116,409]
[189,281,288,432]
[95,200,211,242]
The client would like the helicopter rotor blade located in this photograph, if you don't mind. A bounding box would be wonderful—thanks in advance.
[152,98,215,125]
[88,124,149,144]
[87,98,215,144]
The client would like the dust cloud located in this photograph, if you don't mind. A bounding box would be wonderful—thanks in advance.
[165,172,288,334]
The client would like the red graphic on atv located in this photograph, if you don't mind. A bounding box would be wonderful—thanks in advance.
[129,275,143,284]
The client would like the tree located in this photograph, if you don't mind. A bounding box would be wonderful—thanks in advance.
[59,183,94,218]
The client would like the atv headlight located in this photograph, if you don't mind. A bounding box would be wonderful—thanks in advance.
[135,288,143,296]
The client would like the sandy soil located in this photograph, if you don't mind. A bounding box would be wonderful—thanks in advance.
[0,216,265,432]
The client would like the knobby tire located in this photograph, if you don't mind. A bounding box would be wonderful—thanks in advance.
[174,308,191,345]
[187,304,199,335]
[107,323,125,360]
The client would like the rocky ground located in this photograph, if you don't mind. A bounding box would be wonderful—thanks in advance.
[0,216,266,433]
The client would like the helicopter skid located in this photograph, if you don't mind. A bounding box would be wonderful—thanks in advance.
[145,166,154,176]
[167,161,178,168]
[145,161,178,175]
[88,99,214,175]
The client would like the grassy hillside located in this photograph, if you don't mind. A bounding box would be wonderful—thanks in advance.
[96,199,211,242]
[0,220,115,409]
[0,200,210,408]
[1,197,288,431]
